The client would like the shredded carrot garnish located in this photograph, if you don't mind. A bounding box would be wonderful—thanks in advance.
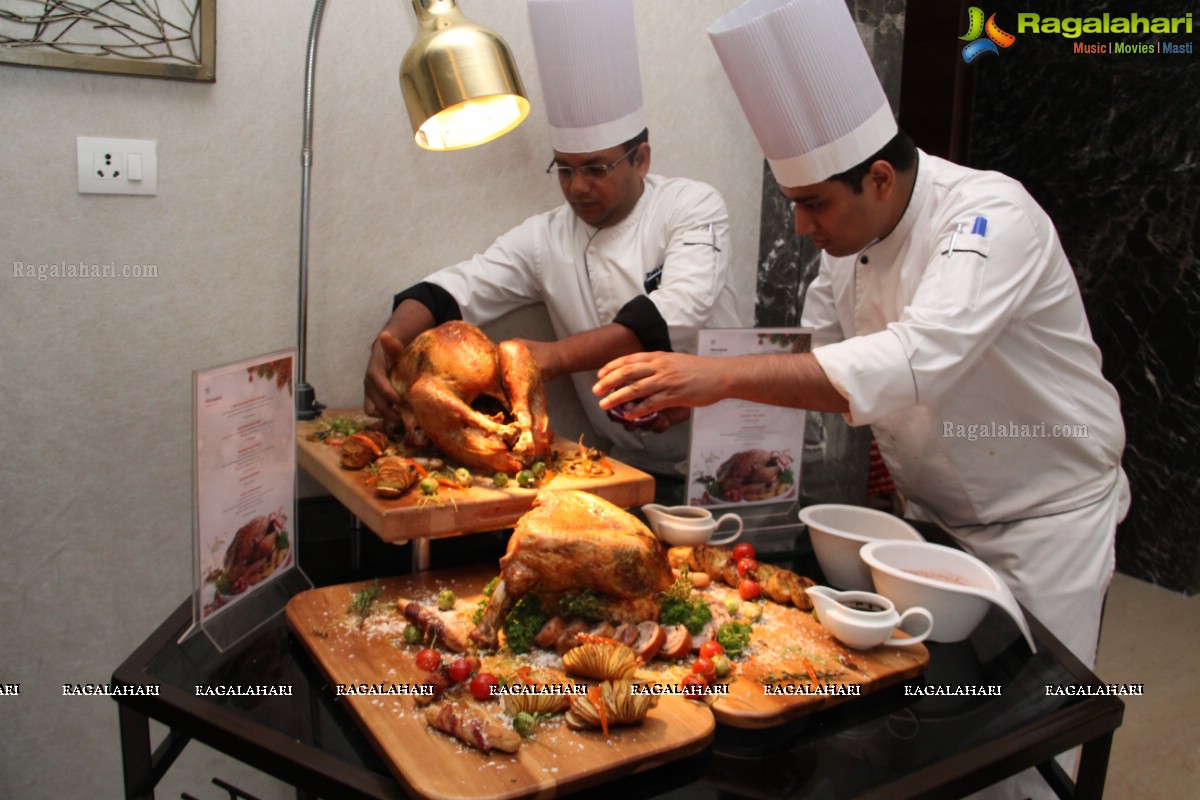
[803,658,819,684]
[575,633,622,647]
[516,665,545,688]
[588,685,609,737]
[348,432,383,457]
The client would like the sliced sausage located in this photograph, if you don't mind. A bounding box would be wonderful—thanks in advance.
[660,624,692,660]
[588,620,616,640]
[690,620,718,653]
[613,623,640,646]
[705,596,733,629]
[554,620,590,655]
[533,616,566,650]
[632,620,666,661]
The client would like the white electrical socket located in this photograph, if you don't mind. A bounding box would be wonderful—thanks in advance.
[77,136,158,195]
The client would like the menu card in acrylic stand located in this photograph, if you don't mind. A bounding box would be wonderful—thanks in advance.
[186,349,312,651]
[687,329,812,550]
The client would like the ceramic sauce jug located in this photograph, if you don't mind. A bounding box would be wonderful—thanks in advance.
[808,586,934,649]
[641,504,743,547]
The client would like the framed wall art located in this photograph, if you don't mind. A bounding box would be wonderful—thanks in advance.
[0,0,215,82]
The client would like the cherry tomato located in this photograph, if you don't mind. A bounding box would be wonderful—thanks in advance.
[681,673,709,698]
[698,641,724,659]
[469,672,500,701]
[446,657,475,684]
[732,542,756,561]
[414,648,441,672]
[736,557,758,578]
[738,579,761,601]
[691,657,717,682]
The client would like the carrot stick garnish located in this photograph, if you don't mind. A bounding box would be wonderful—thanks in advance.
[588,685,609,737]
[348,432,384,457]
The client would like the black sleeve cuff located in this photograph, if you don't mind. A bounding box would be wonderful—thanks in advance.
[392,282,462,324]
[613,295,673,352]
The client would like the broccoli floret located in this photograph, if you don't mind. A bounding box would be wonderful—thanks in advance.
[659,595,712,635]
[716,621,753,657]
[502,595,549,653]
[558,589,606,621]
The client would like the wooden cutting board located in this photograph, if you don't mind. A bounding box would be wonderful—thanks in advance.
[706,598,929,729]
[288,567,930,798]
[297,410,655,542]
[287,566,715,800]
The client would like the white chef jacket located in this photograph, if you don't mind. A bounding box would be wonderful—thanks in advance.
[423,174,743,478]
[804,151,1125,529]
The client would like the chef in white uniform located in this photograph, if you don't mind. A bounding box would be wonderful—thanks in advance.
[364,0,741,491]
[597,0,1128,686]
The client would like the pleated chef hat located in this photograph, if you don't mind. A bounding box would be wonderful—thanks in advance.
[528,0,644,154]
[708,0,897,187]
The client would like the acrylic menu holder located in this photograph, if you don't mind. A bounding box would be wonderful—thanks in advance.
[686,329,812,553]
[182,349,312,652]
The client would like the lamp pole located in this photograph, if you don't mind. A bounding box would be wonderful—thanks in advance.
[295,0,328,420]
[293,0,528,420]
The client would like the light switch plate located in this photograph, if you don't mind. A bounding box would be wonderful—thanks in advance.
[77,136,158,195]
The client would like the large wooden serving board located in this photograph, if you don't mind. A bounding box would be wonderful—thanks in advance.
[287,566,715,800]
[289,567,930,798]
[297,410,655,542]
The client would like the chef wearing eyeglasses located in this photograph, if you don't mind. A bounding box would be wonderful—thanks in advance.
[364,0,742,495]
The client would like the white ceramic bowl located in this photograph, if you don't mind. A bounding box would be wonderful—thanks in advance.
[799,504,925,591]
[860,540,1034,649]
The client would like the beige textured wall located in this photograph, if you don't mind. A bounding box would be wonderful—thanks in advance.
[0,1,760,796]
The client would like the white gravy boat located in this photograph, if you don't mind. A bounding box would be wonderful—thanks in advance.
[641,504,743,547]
[808,585,934,650]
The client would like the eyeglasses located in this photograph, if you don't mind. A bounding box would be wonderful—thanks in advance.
[546,146,638,182]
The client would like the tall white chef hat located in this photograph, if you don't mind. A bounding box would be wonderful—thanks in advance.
[708,0,897,187]
[527,0,645,154]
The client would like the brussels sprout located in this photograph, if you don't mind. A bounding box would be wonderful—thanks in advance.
[513,711,538,737]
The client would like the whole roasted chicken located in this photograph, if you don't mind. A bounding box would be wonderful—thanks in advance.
[471,490,674,648]
[389,321,554,474]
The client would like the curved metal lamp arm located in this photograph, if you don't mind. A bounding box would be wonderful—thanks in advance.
[295,0,328,420]
[294,0,527,420]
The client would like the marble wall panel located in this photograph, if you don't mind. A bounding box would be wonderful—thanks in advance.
[753,0,908,507]
[967,0,1199,593]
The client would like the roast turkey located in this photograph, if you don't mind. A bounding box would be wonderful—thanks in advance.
[389,321,554,474]
[470,490,674,648]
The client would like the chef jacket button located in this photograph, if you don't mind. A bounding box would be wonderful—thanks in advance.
[860,255,869,265]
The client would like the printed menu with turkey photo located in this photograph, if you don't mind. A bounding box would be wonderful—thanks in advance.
[687,329,810,508]
[193,350,296,622]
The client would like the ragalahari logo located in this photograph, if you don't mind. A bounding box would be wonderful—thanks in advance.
[960,7,1017,62]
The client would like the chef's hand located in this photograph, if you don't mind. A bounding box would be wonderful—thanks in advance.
[364,331,407,421]
[594,352,723,419]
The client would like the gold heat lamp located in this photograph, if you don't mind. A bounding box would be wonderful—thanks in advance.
[402,0,530,151]
[296,0,530,419]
